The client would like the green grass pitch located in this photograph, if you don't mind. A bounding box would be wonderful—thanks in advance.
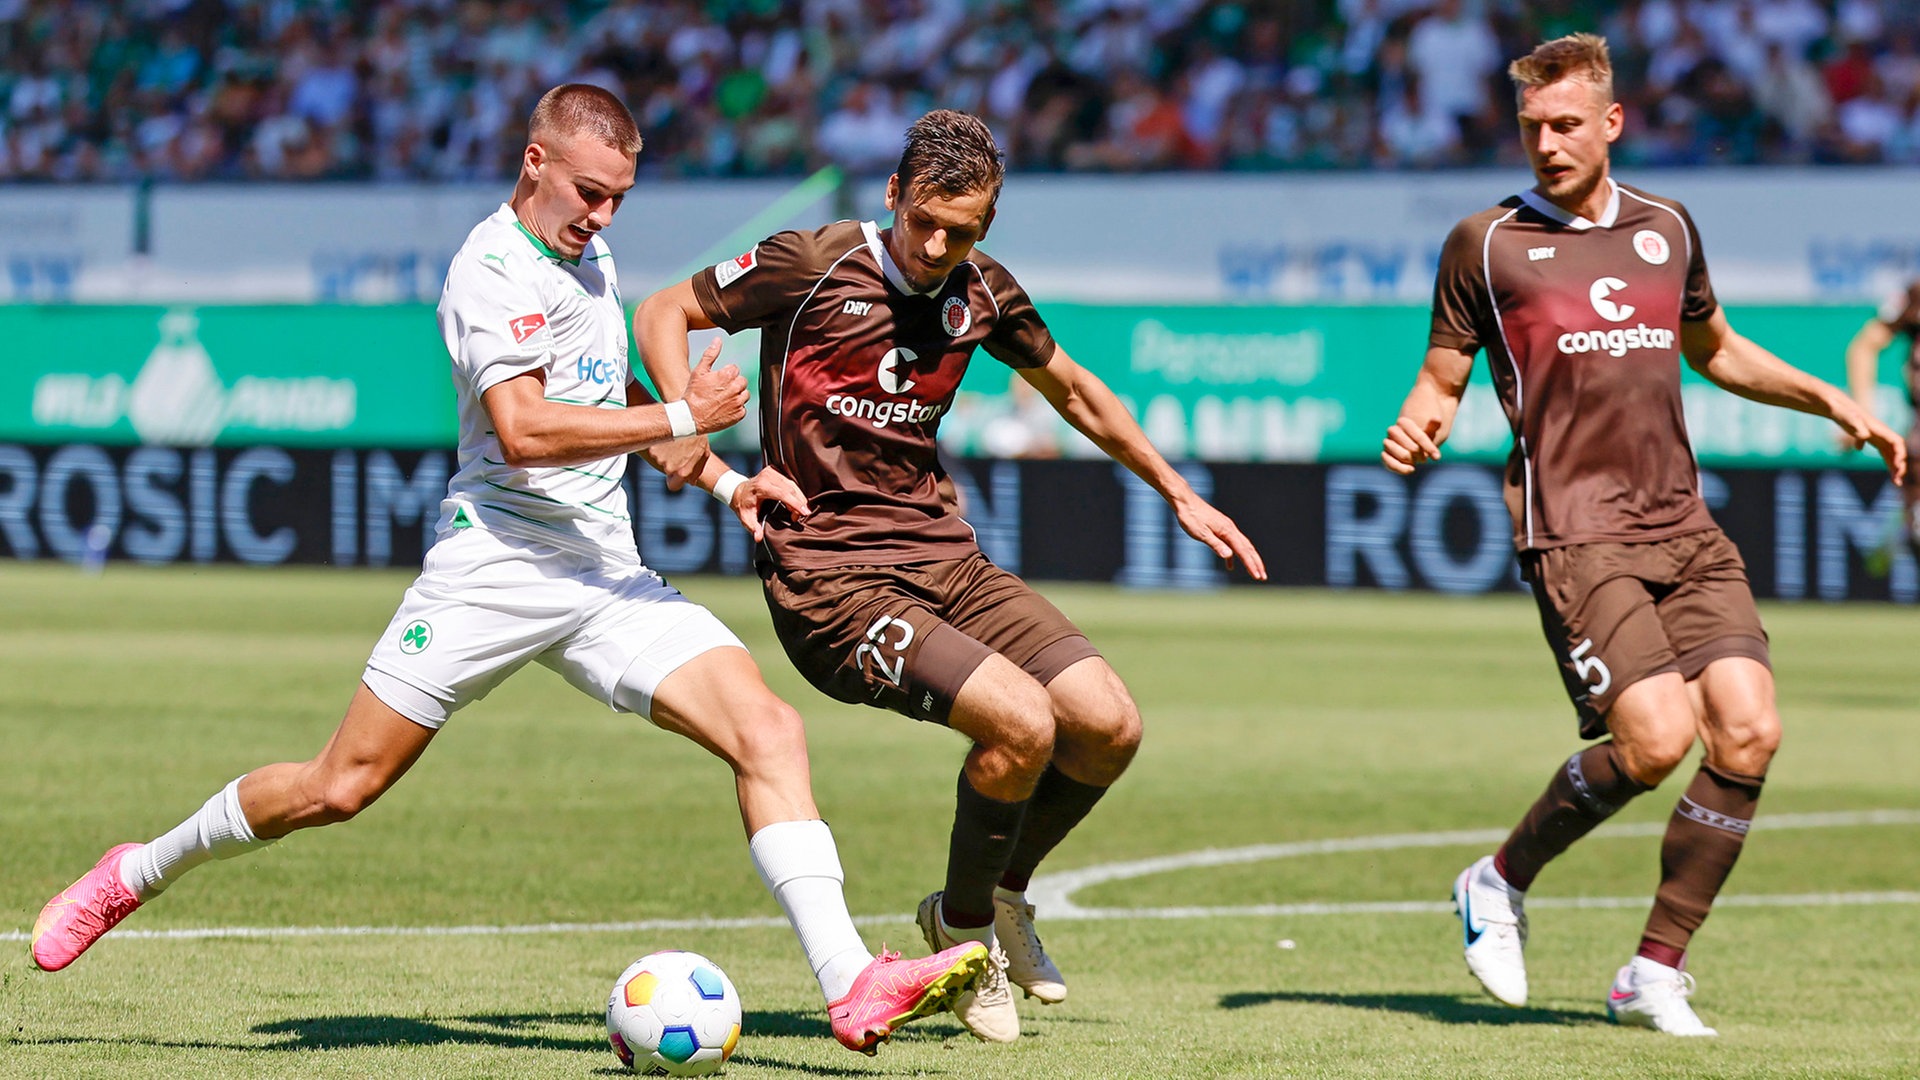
[1,563,1915,1078]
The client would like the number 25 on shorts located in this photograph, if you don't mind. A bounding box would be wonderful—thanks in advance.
[1569,637,1613,696]
[854,615,915,687]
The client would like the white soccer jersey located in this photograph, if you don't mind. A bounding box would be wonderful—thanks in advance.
[435,204,638,563]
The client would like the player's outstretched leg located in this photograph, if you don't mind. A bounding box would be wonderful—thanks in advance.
[921,655,1056,1043]
[647,647,993,1055]
[747,818,989,1054]
[828,942,991,1054]
[30,843,145,972]
[991,657,1141,1005]
[32,684,432,972]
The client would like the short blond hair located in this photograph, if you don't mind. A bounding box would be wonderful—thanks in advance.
[528,84,643,156]
[1508,33,1613,103]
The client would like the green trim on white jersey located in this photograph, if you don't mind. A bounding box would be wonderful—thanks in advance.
[514,219,578,265]
[437,204,639,563]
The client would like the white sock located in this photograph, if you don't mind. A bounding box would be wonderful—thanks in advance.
[1628,955,1683,981]
[749,819,872,1004]
[992,886,1026,908]
[121,777,272,900]
[938,900,998,948]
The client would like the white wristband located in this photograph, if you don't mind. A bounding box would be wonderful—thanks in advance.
[711,469,748,505]
[665,399,697,439]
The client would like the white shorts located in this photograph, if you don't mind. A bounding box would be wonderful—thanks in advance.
[363,527,744,729]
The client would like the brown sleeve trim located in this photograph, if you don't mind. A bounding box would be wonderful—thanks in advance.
[690,267,728,328]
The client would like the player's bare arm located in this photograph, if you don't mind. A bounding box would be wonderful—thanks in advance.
[1681,308,1907,483]
[623,366,810,541]
[1841,317,1897,451]
[632,278,720,488]
[1020,344,1267,580]
[1382,345,1475,475]
[483,341,746,468]
[666,446,811,543]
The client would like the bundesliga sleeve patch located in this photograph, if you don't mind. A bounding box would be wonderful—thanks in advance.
[714,247,758,288]
[508,312,548,343]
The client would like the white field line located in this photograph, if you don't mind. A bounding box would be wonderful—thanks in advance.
[1025,808,1920,917]
[5,810,1915,944]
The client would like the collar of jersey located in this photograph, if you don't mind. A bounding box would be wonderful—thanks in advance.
[513,217,581,265]
[863,219,948,296]
[1519,176,1620,230]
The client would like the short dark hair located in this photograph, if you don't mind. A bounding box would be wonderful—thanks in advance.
[1508,33,1614,103]
[529,84,643,156]
[896,110,1005,204]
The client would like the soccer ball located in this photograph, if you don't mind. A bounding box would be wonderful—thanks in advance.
[606,950,742,1075]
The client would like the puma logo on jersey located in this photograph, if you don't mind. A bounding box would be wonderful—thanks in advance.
[842,299,874,316]
[508,312,548,343]
[1528,246,1556,261]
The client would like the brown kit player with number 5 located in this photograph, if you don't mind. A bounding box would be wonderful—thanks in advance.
[1381,34,1906,1035]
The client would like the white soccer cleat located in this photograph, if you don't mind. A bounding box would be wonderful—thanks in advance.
[1607,956,1719,1036]
[1452,855,1529,1007]
[916,891,1019,1043]
[994,895,1067,1004]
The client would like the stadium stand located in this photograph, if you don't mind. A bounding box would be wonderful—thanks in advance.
[2,0,1918,182]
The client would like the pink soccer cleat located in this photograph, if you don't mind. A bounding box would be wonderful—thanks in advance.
[31,843,145,972]
[826,941,989,1055]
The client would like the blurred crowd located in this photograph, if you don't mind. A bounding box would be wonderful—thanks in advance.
[4,0,1920,182]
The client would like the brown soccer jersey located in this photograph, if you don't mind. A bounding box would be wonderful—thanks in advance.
[1874,280,1920,415]
[692,219,1056,569]
[1429,180,1721,551]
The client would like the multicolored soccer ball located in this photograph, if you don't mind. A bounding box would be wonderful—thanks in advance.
[606,950,742,1075]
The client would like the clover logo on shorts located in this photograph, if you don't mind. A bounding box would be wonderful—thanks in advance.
[399,620,433,654]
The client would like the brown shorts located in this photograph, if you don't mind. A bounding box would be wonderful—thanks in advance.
[1521,528,1770,739]
[760,552,1101,724]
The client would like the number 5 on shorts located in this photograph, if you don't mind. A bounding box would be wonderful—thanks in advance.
[1569,637,1612,696]
[854,615,915,687]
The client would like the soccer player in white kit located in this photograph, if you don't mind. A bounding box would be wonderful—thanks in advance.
[30,84,988,1058]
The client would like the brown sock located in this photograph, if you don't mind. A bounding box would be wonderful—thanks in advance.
[1638,762,1765,967]
[943,771,1027,928]
[1495,742,1651,892]
[999,765,1109,892]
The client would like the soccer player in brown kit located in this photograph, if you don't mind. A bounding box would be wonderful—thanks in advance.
[1843,278,1920,557]
[1382,35,1907,1035]
[636,110,1266,1042]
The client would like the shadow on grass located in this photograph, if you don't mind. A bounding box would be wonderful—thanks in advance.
[252,1011,605,1051]
[749,1006,969,1051]
[1221,990,1603,1027]
[7,1013,605,1055]
[16,1009,983,1073]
